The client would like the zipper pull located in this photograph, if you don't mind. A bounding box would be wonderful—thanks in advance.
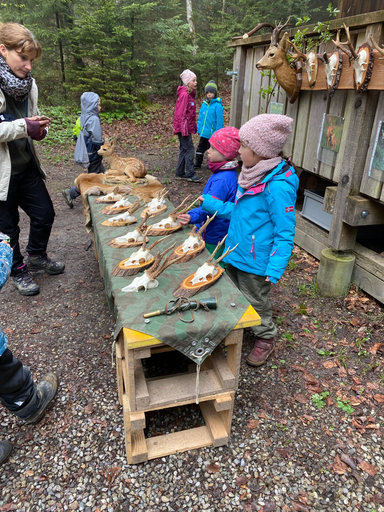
[250,235,255,260]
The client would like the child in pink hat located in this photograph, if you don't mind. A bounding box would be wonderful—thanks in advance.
[178,126,240,261]
[173,69,202,183]
[199,114,298,366]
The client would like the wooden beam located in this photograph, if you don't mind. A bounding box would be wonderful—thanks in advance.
[324,187,384,225]
[227,10,384,47]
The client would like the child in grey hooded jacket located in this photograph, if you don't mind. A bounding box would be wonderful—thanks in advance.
[62,92,105,208]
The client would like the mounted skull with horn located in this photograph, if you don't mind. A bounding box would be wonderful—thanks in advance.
[254,19,304,104]
[96,186,124,203]
[141,189,168,218]
[101,199,143,227]
[170,212,217,263]
[173,235,238,298]
[108,213,150,248]
[332,24,374,93]
[146,195,198,236]
[121,243,183,293]
[112,231,170,276]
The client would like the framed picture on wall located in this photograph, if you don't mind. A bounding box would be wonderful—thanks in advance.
[270,102,284,115]
[369,121,384,181]
[317,114,345,167]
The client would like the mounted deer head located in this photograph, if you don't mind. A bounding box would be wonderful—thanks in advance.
[332,24,374,92]
[190,236,238,286]
[289,43,323,88]
[146,189,168,213]
[121,243,183,292]
[113,212,149,245]
[123,232,170,267]
[180,213,217,254]
[149,195,198,231]
[322,50,343,97]
[255,19,303,103]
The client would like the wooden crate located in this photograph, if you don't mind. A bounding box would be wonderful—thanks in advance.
[115,305,260,463]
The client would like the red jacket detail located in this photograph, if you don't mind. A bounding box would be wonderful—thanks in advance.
[173,86,197,136]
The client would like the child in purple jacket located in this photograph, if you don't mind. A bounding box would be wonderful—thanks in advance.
[178,126,240,262]
[173,69,202,183]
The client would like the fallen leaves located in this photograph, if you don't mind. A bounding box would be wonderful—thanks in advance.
[369,342,383,355]
[292,500,310,512]
[106,466,122,486]
[358,460,377,477]
[206,463,220,474]
[235,476,247,486]
[294,394,308,404]
[84,403,94,415]
[331,455,348,475]
[373,394,384,403]
[247,419,260,429]
[323,360,336,369]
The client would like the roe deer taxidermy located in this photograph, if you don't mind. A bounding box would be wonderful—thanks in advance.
[98,139,147,182]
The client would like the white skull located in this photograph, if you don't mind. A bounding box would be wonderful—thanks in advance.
[148,197,166,213]
[124,248,151,267]
[181,235,201,254]
[112,197,132,209]
[191,262,218,286]
[109,211,136,224]
[115,228,144,244]
[151,216,179,230]
[121,273,158,292]
[354,49,367,87]
[102,192,122,202]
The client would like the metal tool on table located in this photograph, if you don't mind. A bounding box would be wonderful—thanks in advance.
[143,297,217,323]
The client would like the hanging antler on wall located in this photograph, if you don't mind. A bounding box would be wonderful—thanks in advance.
[232,22,274,41]
[332,24,374,93]
[370,36,384,60]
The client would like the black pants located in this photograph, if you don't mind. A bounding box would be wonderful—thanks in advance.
[195,137,210,167]
[0,348,38,419]
[176,133,195,178]
[0,166,55,274]
[69,156,105,199]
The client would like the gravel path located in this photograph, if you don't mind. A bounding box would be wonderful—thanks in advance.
[0,152,384,512]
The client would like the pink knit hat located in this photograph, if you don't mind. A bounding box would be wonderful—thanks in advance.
[209,126,240,160]
[239,114,293,158]
[180,69,196,86]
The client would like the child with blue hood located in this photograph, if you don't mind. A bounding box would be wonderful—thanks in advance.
[62,92,105,208]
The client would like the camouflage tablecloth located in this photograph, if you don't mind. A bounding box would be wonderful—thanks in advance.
[90,196,251,365]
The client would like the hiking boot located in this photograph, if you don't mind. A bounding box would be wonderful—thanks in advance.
[193,162,202,169]
[175,175,189,180]
[0,441,12,465]
[27,253,65,275]
[62,189,73,208]
[187,175,203,183]
[24,373,59,425]
[246,337,276,367]
[12,267,40,296]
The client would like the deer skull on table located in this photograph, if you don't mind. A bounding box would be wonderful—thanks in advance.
[107,199,142,225]
[147,195,197,232]
[121,243,182,292]
[146,189,168,213]
[190,236,238,285]
[181,213,217,254]
[123,233,170,267]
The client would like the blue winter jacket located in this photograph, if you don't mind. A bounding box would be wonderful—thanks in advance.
[201,160,298,282]
[197,98,224,139]
[0,242,13,356]
[188,161,238,244]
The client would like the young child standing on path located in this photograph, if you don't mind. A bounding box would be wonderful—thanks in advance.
[173,69,202,183]
[194,80,224,169]
[199,114,298,367]
[62,92,105,208]
[178,126,240,261]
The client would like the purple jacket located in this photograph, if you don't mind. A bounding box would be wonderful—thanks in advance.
[173,86,197,136]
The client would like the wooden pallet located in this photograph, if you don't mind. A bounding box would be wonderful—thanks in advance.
[115,305,260,463]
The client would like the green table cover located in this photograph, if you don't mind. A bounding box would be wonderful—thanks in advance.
[90,196,251,365]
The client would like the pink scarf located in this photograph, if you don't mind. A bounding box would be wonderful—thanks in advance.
[238,157,282,190]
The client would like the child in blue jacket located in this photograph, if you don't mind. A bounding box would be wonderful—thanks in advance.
[178,126,240,261]
[199,114,298,367]
[194,80,224,169]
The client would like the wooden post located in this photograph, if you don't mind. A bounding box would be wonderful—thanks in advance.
[229,46,247,128]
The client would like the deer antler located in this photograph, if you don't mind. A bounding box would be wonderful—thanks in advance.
[232,22,274,41]
[213,244,239,267]
[168,195,191,220]
[169,196,199,221]
[370,36,384,59]
[196,212,217,238]
[271,18,291,46]
[206,235,228,264]
[128,199,143,215]
[137,212,149,234]
[188,225,198,236]
[332,24,358,60]
[289,41,307,62]
[146,243,181,279]
[146,234,171,252]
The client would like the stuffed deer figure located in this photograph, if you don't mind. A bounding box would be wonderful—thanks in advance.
[98,139,147,182]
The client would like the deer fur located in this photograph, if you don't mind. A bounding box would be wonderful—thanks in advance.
[98,139,147,182]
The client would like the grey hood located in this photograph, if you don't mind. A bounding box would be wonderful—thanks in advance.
[80,92,103,144]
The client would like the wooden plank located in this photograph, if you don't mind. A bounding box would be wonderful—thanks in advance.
[123,394,133,463]
[219,391,235,435]
[224,329,243,389]
[284,96,299,158]
[210,348,236,390]
[295,213,329,260]
[332,90,355,183]
[133,348,151,360]
[123,331,137,411]
[200,400,229,447]
[302,90,329,173]
[343,195,384,225]
[249,47,265,118]
[146,426,212,460]
[352,263,384,303]
[145,369,222,409]
[231,46,247,128]
[134,359,150,410]
[360,91,384,198]
[318,90,348,180]
[214,393,233,412]
[292,91,312,168]
[354,241,384,281]
[130,430,148,464]
[227,11,384,47]
[115,340,123,405]
[241,47,254,125]
[129,410,146,431]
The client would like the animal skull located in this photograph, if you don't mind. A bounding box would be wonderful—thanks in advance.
[109,211,137,224]
[147,196,166,213]
[115,228,144,244]
[181,235,201,254]
[123,247,153,267]
[111,197,132,209]
[354,48,367,87]
[325,53,338,87]
[151,216,180,229]
[100,191,122,202]
[191,262,219,286]
[121,273,159,293]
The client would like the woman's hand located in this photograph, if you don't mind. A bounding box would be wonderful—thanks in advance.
[26,116,51,135]
[177,213,191,225]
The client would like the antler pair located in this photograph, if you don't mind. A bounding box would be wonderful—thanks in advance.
[188,212,217,240]
[206,235,239,267]
[169,195,198,222]
[332,23,359,61]
[146,242,183,279]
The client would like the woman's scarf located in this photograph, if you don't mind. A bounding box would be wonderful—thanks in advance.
[238,156,282,190]
[0,55,33,102]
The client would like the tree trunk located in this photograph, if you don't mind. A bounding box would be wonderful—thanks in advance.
[186,0,197,55]
[55,11,66,86]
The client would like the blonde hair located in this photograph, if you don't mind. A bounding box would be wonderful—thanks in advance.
[0,23,41,58]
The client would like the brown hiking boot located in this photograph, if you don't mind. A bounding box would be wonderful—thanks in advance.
[246,337,276,367]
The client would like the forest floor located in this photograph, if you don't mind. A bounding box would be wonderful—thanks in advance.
[1,93,384,512]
